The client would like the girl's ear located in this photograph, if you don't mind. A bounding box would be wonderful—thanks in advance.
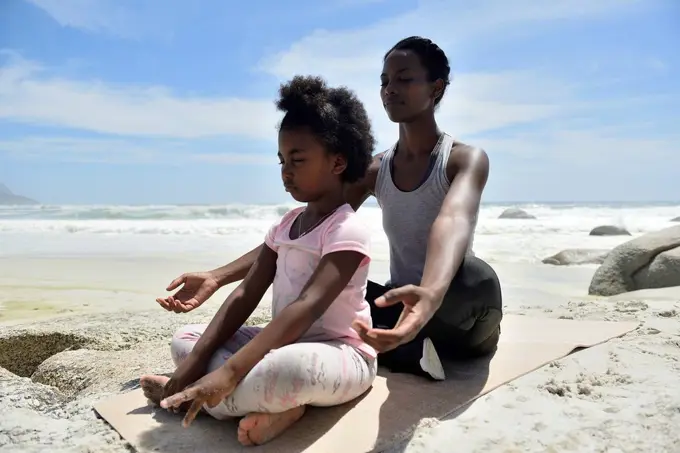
[332,154,348,176]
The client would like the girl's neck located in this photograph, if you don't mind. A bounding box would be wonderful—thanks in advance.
[305,189,346,217]
[398,114,441,157]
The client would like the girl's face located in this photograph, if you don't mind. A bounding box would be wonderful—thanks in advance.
[277,127,347,203]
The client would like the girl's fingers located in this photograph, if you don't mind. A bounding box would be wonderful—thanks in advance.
[182,398,204,428]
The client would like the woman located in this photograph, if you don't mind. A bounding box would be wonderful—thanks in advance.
[157,36,503,381]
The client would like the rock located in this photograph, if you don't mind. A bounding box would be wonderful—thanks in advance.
[0,309,210,377]
[0,366,84,452]
[589,225,631,236]
[671,217,680,222]
[499,208,536,219]
[542,249,610,266]
[588,226,680,296]
[32,343,173,399]
[0,366,67,414]
[0,309,272,452]
[0,183,38,205]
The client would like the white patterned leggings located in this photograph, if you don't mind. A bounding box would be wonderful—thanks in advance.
[170,324,378,418]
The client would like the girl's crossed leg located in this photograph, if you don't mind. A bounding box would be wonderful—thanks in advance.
[142,324,377,445]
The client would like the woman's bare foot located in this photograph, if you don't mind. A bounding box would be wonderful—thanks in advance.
[140,375,170,406]
[237,406,306,446]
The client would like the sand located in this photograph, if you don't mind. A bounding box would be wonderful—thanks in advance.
[1,256,679,452]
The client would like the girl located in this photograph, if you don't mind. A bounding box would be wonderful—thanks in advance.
[157,36,502,382]
[140,75,377,446]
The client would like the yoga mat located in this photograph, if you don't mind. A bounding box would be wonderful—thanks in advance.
[94,315,638,453]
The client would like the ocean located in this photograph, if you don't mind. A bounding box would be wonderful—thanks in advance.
[1,202,679,266]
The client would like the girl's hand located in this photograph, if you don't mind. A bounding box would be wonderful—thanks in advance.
[161,365,239,428]
[161,354,208,409]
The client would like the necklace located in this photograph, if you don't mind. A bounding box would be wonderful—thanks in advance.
[297,206,340,238]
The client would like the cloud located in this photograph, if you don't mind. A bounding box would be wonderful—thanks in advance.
[0,136,276,165]
[0,52,587,149]
[4,0,671,161]
[257,0,654,150]
[0,55,280,140]
[478,128,678,164]
[23,0,177,40]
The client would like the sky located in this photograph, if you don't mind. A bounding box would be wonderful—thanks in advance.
[0,0,678,205]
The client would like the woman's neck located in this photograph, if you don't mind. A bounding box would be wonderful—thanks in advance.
[398,114,441,157]
[305,189,346,218]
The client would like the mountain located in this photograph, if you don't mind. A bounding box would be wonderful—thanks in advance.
[0,183,39,205]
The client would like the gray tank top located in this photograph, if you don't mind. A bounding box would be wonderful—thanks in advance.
[375,132,476,287]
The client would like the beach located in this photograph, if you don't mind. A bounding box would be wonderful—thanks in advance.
[1,202,680,452]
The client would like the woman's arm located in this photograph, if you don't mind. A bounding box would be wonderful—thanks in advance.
[224,250,366,381]
[353,145,489,353]
[420,145,489,308]
[343,153,383,211]
[189,244,277,361]
[208,244,263,287]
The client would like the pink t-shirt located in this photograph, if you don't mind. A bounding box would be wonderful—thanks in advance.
[264,203,376,358]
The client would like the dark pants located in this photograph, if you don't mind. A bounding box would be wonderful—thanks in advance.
[367,256,503,365]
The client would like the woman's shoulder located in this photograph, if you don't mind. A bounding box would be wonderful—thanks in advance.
[446,139,489,180]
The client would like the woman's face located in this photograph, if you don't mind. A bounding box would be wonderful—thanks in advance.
[380,49,439,123]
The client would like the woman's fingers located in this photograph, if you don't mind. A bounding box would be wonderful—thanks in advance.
[374,285,418,307]
[156,297,171,310]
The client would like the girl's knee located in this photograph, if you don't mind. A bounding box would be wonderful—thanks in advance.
[261,346,318,382]
[170,324,204,365]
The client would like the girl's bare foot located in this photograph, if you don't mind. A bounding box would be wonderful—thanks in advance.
[140,375,170,406]
[237,406,306,446]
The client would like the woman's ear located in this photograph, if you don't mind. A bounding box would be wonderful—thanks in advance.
[431,79,445,102]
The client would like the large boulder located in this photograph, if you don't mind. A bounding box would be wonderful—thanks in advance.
[542,249,610,266]
[499,208,536,219]
[0,308,272,452]
[0,309,211,377]
[589,225,631,236]
[588,226,680,296]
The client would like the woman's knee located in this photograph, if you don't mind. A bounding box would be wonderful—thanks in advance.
[448,256,502,310]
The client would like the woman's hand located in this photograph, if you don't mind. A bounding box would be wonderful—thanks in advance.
[353,284,440,352]
[156,271,220,313]
[161,365,239,428]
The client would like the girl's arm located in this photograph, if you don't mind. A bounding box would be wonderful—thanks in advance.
[225,250,366,381]
[188,245,278,362]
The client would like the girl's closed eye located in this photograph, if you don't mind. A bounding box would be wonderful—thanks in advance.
[278,158,305,166]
